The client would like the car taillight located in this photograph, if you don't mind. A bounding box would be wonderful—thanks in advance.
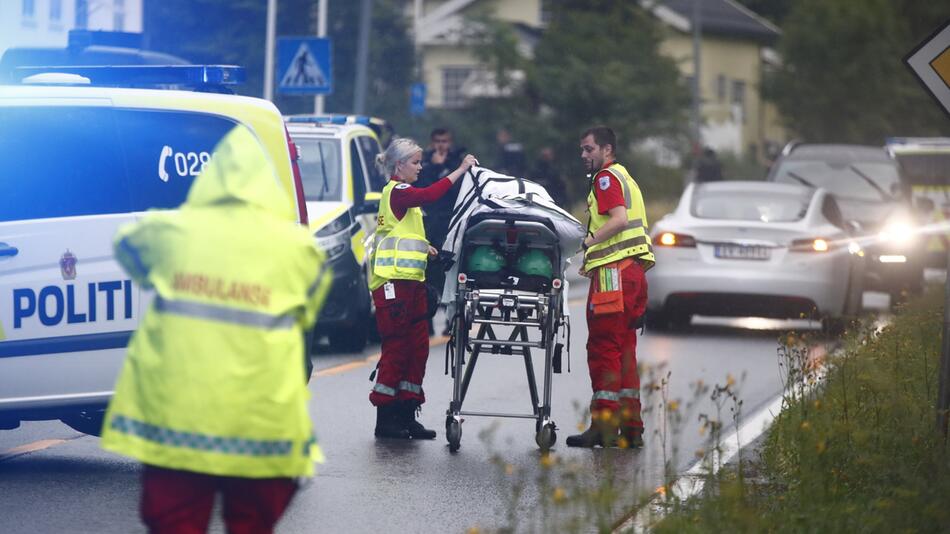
[285,125,308,226]
[790,238,831,252]
[655,232,696,247]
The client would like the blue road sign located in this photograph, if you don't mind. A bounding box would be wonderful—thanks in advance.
[410,83,426,115]
[278,37,332,95]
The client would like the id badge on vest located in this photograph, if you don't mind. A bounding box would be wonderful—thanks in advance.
[384,282,396,300]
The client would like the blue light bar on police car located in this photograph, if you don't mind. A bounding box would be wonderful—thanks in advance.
[12,65,245,87]
[287,114,373,126]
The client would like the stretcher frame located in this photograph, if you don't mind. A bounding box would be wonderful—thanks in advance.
[444,212,569,452]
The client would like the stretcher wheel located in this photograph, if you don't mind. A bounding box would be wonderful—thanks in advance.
[446,416,462,452]
[536,422,556,451]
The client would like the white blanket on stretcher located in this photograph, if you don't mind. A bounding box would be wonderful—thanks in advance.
[439,166,586,305]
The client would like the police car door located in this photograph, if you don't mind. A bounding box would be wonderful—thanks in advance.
[0,102,138,406]
[351,134,386,261]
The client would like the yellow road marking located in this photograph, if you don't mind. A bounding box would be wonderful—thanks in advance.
[0,439,68,463]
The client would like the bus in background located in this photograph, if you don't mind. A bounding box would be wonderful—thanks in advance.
[886,137,950,268]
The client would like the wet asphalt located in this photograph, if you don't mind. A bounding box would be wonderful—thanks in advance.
[0,273,843,533]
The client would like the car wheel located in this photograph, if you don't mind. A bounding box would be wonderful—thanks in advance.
[61,410,105,437]
[644,308,670,332]
[328,321,369,353]
[669,312,692,331]
[821,317,849,336]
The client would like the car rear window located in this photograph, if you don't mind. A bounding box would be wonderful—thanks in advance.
[296,138,342,201]
[0,106,237,222]
[691,189,811,222]
[772,160,902,202]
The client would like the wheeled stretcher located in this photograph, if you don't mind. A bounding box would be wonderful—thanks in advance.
[443,212,572,452]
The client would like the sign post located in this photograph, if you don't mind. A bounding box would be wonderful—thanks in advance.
[410,83,426,116]
[904,18,950,435]
[277,37,333,96]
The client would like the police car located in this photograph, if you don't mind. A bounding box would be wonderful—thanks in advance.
[286,115,389,352]
[0,65,310,435]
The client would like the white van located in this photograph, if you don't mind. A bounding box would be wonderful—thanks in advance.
[0,66,310,435]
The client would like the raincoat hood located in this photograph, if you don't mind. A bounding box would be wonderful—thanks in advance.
[185,124,294,221]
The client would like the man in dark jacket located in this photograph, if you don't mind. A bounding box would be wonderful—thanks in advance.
[417,128,466,335]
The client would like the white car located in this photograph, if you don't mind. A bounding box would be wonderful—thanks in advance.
[646,181,865,331]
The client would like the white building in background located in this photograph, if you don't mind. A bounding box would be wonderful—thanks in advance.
[0,0,143,57]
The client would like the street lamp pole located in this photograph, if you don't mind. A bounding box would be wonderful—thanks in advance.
[690,0,703,185]
[314,0,327,114]
[938,254,950,436]
[264,0,277,101]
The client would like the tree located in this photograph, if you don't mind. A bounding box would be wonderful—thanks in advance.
[323,0,416,122]
[768,0,950,143]
[412,0,689,205]
[143,0,415,118]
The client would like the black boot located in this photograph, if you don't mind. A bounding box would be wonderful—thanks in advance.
[566,414,618,448]
[619,427,645,449]
[401,401,437,440]
[375,403,410,439]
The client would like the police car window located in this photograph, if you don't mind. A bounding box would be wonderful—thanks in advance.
[0,106,132,222]
[117,110,238,211]
[357,135,386,192]
[350,139,367,203]
[297,138,342,201]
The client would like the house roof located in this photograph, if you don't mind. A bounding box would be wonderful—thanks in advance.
[645,0,780,43]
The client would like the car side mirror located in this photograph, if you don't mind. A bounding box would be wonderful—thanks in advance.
[916,197,935,214]
[356,199,379,215]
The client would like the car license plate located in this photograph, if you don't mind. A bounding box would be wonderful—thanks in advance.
[714,244,770,260]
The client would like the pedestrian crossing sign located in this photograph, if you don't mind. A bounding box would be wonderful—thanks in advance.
[277,37,332,95]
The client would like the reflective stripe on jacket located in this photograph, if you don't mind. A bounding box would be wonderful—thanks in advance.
[584,162,655,271]
[370,181,429,290]
[101,125,331,479]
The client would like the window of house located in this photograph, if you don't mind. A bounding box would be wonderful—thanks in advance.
[732,79,747,123]
[442,67,473,109]
[21,0,36,26]
[113,0,126,31]
[49,0,62,22]
[540,0,553,25]
[717,74,726,103]
[75,0,88,28]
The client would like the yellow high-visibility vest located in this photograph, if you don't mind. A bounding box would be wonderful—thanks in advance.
[101,126,330,479]
[370,181,429,290]
[584,162,655,271]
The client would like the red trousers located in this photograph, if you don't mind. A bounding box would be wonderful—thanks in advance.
[140,465,297,534]
[586,261,648,431]
[369,280,430,406]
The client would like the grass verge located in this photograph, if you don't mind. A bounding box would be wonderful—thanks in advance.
[652,289,950,532]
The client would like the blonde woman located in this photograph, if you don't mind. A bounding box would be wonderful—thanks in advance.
[369,138,477,439]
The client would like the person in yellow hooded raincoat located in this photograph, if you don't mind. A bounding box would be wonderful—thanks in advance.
[100,124,331,534]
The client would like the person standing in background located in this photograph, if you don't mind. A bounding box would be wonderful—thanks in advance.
[532,146,569,207]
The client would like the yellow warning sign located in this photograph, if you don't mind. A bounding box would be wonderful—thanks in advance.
[931,46,950,87]
[905,19,950,117]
